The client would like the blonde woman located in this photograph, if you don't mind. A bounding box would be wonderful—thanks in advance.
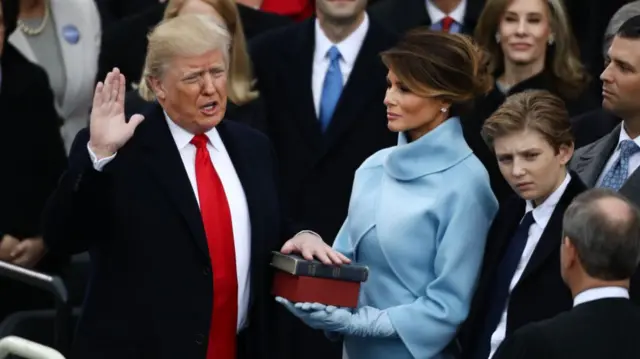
[125,0,264,129]
[464,0,597,203]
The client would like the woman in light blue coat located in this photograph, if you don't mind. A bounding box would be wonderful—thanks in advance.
[278,29,499,359]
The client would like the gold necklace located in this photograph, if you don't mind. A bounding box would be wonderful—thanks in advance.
[18,1,50,36]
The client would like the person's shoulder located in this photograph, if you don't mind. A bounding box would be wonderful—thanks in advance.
[249,19,309,54]
[221,118,271,147]
[3,46,53,96]
[357,146,396,171]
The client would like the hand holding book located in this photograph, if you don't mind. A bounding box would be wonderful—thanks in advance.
[275,297,397,338]
[280,230,351,265]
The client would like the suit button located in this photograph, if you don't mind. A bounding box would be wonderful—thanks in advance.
[203,267,210,276]
[195,333,205,345]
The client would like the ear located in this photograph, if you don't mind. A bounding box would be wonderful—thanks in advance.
[561,236,577,266]
[149,76,166,100]
[557,142,574,165]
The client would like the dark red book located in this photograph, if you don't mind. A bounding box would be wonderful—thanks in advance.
[270,252,368,308]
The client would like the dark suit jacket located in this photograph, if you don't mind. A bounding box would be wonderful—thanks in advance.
[492,297,640,359]
[465,71,598,204]
[42,104,299,359]
[570,108,622,149]
[248,17,397,359]
[96,2,292,91]
[94,0,159,30]
[569,124,640,302]
[368,0,485,35]
[0,43,69,321]
[457,175,587,358]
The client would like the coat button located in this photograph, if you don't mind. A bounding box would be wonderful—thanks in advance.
[203,267,210,276]
[195,333,205,345]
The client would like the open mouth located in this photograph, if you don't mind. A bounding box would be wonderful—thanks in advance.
[200,101,218,116]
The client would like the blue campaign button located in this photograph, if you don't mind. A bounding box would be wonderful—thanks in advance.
[62,24,80,44]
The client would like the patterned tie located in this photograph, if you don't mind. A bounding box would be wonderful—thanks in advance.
[190,134,238,359]
[600,139,640,191]
[441,16,454,32]
[471,212,535,359]
[319,46,343,132]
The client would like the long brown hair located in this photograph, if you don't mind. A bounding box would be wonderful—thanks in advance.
[474,0,589,99]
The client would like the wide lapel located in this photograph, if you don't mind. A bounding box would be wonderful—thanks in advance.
[620,167,640,207]
[409,0,431,27]
[215,120,264,306]
[517,176,586,283]
[462,0,485,35]
[321,21,389,152]
[50,0,88,117]
[288,20,323,152]
[481,199,525,281]
[573,125,621,187]
[137,104,210,259]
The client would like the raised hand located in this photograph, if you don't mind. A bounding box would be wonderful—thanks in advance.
[88,68,145,159]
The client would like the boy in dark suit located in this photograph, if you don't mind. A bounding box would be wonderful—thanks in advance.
[493,188,640,359]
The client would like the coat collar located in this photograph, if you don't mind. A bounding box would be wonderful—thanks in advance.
[384,117,471,180]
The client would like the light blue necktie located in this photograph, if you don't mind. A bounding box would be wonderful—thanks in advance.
[319,46,343,132]
[600,139,640,191]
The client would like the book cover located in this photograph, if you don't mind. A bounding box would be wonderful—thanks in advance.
[270,251,369,282]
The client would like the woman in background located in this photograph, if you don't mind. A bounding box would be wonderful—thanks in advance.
[9,0,101,153]
[278,29,499,359]
[468,0,596,202]
[126,0,264,130]
[458,90,587,359]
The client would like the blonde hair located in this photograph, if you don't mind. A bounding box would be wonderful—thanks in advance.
[474,0,589,99]
[139,0,258,104]
[139,14,231,100]
[482,89,574,152]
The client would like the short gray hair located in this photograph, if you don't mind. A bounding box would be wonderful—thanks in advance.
[563,188,640,280]
[138,14,231,101]
[603,1,640,57]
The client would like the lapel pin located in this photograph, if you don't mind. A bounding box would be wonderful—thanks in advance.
[62,24,80,44]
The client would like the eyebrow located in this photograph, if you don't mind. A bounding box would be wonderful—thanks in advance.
[181,65,225,79]
[496,148,542,156]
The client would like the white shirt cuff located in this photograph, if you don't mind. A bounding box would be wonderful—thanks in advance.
[87,143,117,172]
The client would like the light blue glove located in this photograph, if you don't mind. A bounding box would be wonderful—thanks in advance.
[275,297,397,338]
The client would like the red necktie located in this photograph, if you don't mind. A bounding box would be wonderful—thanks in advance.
[191,134,238,359]
[442,16,454,32]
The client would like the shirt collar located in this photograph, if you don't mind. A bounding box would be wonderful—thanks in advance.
[525,172,571,229]
[574,286,629,307]
[314,13,369,68]
[164,111,222,152]
[618,124,640,149]
[426,0,467,24]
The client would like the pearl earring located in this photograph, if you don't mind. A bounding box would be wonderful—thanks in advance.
[440,107,447,113]
[548,34,555,45]
[495,33,501,43]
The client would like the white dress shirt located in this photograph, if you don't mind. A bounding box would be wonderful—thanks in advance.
[426,0,467,32]
[312,14,369,118]
[488,172,572,359]
[597,126,640,186]
[574,286,629,307]
[88,115,252,332]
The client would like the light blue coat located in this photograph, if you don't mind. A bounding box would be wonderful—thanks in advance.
[333,117,498,359]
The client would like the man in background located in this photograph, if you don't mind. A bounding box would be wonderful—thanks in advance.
[493,189,640,359]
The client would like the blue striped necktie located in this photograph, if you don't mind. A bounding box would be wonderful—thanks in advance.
[319,46,343,132]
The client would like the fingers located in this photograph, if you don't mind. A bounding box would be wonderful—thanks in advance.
[116,73,126,106]
[280,240,295,254]
[327,250,351,265]
[93,82,104,109]
[301,246,315,261]
[101,71,113,105]
[128,114,145,130]
[110,71,120,104]
[10,241,28,259]
[314,250,333,265]
[310,303,327,311]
